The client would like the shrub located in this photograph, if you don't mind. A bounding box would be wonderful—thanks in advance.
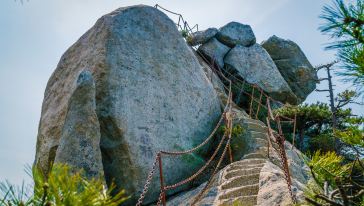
[0,164,128,206]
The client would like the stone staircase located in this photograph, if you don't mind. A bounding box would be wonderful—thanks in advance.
[166,114,289,206]
[216,158,264,206]
[213,117,281,206]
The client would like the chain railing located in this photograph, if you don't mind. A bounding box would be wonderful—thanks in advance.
[136,5,298,205]
[136,56,234,206]
[201,50,298,204]
[154,4,198,35]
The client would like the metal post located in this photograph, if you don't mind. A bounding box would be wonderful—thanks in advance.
[157,153,166,206]
[292,113,297,149]
[255,89,263,119]
[249,86,255,117]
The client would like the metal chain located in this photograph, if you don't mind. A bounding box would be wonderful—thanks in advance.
[266,98,297,204]
[192,108,234,205]
[160,101,229,156]
[156,189,165,206]
[136,72,232,205]
[136,153,160,206]
[274,133,297,204]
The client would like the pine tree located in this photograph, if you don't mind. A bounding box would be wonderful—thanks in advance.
[319,0,364,93]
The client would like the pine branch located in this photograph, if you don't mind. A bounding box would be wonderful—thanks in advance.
[305,197,325,206]
[315,194,343,206]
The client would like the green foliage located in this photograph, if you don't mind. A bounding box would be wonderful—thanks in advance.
[274,102,360,152]
[180,29,189,38]
[0,164,129,206]
[309,131,336,153]
[336,126,364,148]
[304,151,364,205]
[308,151,351,185]
[274,102,332,129]
[217,124,245,138]
[320,0,364,91]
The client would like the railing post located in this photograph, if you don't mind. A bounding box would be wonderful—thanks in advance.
[249,86,255,118]
[255,89,263,119]
[292,113,297,149]
[157,153,166,206]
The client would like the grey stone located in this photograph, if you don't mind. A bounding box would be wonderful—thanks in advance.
[216,22,256,47]
[257,141,311,206]
[197,38,230,68]
[224,44,298,104]
[195,51,225,94]
[187,28,218,46]
[261,35,317,102]
[35,5,221,204]
[54,70,104,180]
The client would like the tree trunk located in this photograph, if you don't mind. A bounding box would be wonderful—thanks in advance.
[326,67,336,130]
[299,129,305,150]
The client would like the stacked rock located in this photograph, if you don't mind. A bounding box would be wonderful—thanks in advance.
[188,22,317,105]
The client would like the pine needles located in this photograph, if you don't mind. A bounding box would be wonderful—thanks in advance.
[0,164,129,206]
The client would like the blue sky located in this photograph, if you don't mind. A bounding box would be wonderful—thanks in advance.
[0,0,362,184]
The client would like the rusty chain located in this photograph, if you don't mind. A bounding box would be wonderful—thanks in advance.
[192,103,234,205]
[136,153,161,206]
[266,98,297,204]
[274,132,297,204]
[136,62,233,205]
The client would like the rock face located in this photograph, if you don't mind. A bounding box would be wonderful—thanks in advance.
[54,70,104,180]
[197,38,230,68]
[216,22,256,47]
[35,5,221,204]
[188,28,218,46]
[261,35,317,102]
[224,44,298,104]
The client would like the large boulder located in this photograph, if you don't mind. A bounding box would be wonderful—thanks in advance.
[187,28,218,46]
[224,44,298,104]
[197,38,230,68]
[261,35,317,102]
[216,22,256,47]
[35,5,221,204]
[54,70,104,180]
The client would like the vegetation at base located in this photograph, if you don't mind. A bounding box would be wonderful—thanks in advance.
[0,164,128,206]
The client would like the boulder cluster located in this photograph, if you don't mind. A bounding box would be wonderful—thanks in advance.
[35,5,316,206]
[188,23,317,104]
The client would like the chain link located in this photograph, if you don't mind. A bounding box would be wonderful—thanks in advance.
[136,65,233,205]
[136,153,160,206]
[274,133,297,204]
[192,111,234,205]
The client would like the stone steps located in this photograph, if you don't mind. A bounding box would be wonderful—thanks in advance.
[216,156,265,206]
[225,166,262,177]
[212,118,279,206]
[225,158,265,170]
[243,152,267,159]
[219,183,260,199]
[242,121,268,133]
[221,173,260,190]
[219,195,257,206]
